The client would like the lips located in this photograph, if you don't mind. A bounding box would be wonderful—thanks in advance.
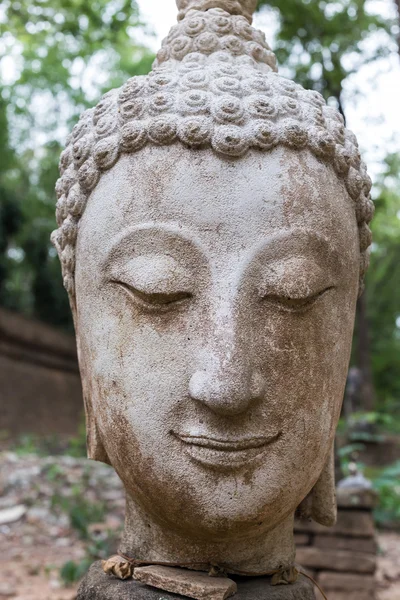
[175,432,281,469]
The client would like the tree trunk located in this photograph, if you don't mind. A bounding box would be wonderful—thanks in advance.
[332,86,375,414]
[356,292,375,412]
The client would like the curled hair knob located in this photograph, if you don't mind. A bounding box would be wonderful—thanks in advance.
[176,0,258,23]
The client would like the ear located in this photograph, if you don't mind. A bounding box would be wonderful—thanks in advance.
[71,296,111,465]
[296,444,337,526]
[85,405,111,465]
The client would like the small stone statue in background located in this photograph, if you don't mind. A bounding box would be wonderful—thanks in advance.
[52,0,373,597]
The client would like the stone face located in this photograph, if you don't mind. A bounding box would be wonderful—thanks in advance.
[133,566,237,600]
[76,145,359,571]
[296,547,376,574]
[77,562,316,600]
[52,0,373,583]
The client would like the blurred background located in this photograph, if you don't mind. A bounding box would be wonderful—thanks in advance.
[0,0,399,598]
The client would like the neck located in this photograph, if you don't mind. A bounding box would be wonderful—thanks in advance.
[119,494,296,574]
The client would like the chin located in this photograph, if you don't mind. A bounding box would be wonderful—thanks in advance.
[171,502,290,542]
[151,481,292,540]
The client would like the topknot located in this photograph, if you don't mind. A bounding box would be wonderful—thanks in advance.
[176,0,258,23]
[52,0,374,298]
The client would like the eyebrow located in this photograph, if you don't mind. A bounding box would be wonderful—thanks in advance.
[102,222,207,270]
[251,230,342,268]
[104,224,344,278]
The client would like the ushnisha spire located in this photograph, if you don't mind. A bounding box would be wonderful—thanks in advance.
[52,0,373,299]
[176,0,258,23]
[153,0,276,70]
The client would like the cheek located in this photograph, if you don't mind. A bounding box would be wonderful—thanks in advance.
[253,292,355,429]
[78,296,196,418]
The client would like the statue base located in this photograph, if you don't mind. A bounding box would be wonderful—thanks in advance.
[77,562,316,600]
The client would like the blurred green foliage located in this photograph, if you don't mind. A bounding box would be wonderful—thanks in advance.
[9,419,87,456]
[60,532,119,584]
[51,489,107,539]
[257,0,395,108]
[372,461,400,527]
[0,0,154,329]
[338,445,400,528]
[61,559,93,586]
[366,154,400,407]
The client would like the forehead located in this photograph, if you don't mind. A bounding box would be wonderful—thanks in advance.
[77,145,358,261]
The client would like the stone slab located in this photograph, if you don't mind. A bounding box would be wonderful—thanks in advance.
[296,547,376,574]
[295,510,375,538]
[133,566,236,600]
[77,561,316,600]
[317,571,375,592]
[314,535,377,554]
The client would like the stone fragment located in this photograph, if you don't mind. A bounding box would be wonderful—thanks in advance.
[133,566,237,600]
[296,547,376,574]
[317,571,375,591]
[50,0,374,585]
[314,534,377,554]
[102,555,133,580]
[0,505,26,525]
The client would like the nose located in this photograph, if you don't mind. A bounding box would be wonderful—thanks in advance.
[189,358,265,417]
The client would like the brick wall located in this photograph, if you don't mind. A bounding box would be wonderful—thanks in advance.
[0,308,83,436]
[296,488,377,600]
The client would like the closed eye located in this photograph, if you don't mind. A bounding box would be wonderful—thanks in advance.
[262,286,335,312]
[114,281,193,311]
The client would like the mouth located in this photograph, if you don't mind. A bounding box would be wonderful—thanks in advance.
[175,432,281,469]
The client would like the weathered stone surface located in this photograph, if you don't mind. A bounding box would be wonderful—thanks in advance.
[176,0,258,23]
[317,571,375,591]
[314,535,377,554]
[52,0,373,579]
[296,547,376,574]
[77,562,316,600]
[295,510,375,538]
[133,566,237,600]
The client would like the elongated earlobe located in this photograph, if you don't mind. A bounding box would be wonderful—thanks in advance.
[86,408,111,464]
[72,302,111,465]
[297,445,337,526]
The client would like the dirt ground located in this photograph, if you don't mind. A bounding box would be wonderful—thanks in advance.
[1,452,399,600]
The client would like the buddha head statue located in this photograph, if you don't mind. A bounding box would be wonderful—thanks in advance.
[52,0,373,574]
